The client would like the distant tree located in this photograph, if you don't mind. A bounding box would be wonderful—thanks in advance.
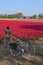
[0,12,23,18]
[38,14,43,18]
[0,14,4,18]
[15,12,23,18]
[32,14,37,18]
[8,14,15,18]
[0,14,8,18]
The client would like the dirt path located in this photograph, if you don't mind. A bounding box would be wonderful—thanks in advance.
[0,54,43,65]
[0,40,43,65]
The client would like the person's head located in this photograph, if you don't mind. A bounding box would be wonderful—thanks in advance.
[7,26,9,29]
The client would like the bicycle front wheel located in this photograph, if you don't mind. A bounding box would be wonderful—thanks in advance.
[28,43,35,54]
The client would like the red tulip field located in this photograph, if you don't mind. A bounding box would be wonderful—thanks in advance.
[0,19,43,39]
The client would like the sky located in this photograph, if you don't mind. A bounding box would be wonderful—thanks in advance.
[0,0,43,16]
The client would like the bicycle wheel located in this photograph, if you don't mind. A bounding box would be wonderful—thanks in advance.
[28,43,35,54]
[10,48,21,56]
[9,44,21,56]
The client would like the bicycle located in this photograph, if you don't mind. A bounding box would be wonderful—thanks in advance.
[9,40,35,56]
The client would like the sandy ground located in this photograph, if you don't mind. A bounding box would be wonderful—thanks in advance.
[0,54,43,65]
[0,40,43,65]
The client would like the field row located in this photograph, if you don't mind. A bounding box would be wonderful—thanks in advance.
[0,20,43,39]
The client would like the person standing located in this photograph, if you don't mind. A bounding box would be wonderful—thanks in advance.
[5,26,11,48]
